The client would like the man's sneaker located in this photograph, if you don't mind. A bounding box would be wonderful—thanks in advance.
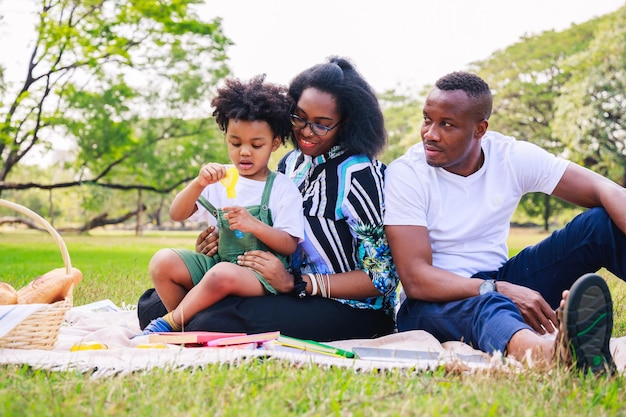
[555,273,615,375]
[140,317,173,335]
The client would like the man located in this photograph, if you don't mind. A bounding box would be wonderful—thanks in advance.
[384,71,626,373]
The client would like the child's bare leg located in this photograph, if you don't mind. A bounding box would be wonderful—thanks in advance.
[149,249,194,311]
[171,262,264,327]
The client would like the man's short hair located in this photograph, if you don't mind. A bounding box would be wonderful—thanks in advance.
[435,72,493,120]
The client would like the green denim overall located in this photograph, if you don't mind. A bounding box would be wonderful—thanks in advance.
[196,171,289,294]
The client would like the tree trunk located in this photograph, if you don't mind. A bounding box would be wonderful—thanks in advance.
[48,189,54,227]
[543,194,551,231]
[136,188,143,236]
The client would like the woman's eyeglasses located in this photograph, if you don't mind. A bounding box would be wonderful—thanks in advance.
[290,114,341,137]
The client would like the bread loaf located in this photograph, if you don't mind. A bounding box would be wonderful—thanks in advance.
[0,282,18,305]
[17,267,83,304]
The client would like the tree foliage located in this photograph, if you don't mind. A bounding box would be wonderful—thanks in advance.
[381,6,626,229]
[0,0,232,197]
[469,7,626,228]
[552,7,626,186]
[379,88,424,165]
[3,2,625,231]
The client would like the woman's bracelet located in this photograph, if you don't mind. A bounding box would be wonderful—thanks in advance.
[311,273,331,298]
[307,273,318,296]
[292,270,332,299]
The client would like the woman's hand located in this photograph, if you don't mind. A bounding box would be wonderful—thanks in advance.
[196,225,219,256]
[238,250,294,293]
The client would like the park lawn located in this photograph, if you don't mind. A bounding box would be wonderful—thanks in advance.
[0,229,198,307]
[0,228,624,417]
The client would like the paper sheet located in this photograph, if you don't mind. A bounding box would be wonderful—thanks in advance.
[0,304,46,338]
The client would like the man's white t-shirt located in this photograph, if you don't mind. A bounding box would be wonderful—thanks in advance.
[188,171,304,242]
[384,131,569,277]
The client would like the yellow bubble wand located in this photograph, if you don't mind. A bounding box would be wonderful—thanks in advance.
[219,166,244,238]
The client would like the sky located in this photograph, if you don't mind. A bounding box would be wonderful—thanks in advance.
[1,0,625,94]
[194,0,626,93]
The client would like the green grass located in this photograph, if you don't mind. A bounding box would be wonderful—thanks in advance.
[1,362,625,417]
[0,228,625,417]
[0,230,198,306]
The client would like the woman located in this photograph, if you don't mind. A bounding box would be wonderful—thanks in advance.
[138,56,398,341]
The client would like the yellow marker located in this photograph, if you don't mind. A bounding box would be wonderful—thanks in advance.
[70,342,108,351]
[219,166,239,199]
[136,343,168,349]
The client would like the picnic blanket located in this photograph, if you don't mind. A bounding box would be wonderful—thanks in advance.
[1,303,625,378]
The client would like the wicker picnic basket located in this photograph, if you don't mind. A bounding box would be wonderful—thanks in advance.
[0,199,74,350]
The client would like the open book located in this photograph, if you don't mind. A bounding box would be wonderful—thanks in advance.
[273,335,355,358]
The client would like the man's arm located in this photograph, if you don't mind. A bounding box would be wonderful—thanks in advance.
[386,224,558,333]
[552,163,626,234]
[385,224,482,302]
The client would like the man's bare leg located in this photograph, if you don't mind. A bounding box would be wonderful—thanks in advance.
[506,274,614,374]
[507,328,553,365]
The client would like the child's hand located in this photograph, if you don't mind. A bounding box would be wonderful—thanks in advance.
[197,163,226,187]
[223,206,259,235]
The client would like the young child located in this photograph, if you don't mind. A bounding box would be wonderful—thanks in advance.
[140,75,304,334]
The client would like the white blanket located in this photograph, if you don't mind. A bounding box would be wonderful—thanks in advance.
[1,307,624,378]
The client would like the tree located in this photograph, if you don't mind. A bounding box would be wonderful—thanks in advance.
[0,0,232,200]
[552,6,626,187]
[379,88,425,165]
[470,12,613,230]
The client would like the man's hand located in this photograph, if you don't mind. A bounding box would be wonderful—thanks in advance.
[496,281,558,334]
[195,225,219,256]
[237,250,293,293]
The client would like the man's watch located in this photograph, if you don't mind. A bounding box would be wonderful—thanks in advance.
[479,279,497,295]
